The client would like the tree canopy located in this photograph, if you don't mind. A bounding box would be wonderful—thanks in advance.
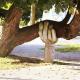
[0,0,78,10]
[0,0,79,26]
[0,0,79,19]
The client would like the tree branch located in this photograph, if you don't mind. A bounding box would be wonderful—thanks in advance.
[15,23,39,45]
[14,20,67,46]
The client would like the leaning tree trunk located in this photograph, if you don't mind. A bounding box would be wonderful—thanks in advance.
[0,7,23,57]
[0,5,39,57]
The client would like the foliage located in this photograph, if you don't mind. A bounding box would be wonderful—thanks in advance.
[2,2,12,10]
[0,0,80,25]
[0,0,78,12]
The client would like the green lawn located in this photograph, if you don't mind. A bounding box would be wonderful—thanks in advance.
[40,43,80,52]
[56,43,80,52]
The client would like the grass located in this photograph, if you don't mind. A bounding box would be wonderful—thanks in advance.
[0,55,43,70]
[0,55,72,70]
[56,43,80,52]
[0,55,70,70]
[40,43,80,52]
[1,43,80,70]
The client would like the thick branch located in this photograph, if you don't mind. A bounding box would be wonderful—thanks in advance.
[15,23,39,45]
[14,20,67,46]
[15,7,80,45]
[0,6,23,57]
[15,10,72,45]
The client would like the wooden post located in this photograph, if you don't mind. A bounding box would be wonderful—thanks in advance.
[38,22,57,63]
[44,42,54,63]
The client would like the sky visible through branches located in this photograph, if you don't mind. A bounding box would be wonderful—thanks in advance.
[42,6,74,24]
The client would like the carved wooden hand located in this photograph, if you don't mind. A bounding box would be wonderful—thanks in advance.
[38,21,57,63]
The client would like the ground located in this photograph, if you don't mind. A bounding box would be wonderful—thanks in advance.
[0,37,80,80]
[0,63,80,80]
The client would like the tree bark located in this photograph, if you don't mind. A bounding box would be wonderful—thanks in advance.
[0,6,23,57]
[14,23,39,46]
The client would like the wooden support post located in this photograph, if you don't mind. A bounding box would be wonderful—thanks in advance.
[38,22,57,63]
[44,42,54,63]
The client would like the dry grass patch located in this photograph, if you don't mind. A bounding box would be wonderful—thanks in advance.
[0,55,43,70]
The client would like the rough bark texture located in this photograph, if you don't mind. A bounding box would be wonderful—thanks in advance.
[14,24,39,46]
[0,5,39,57]
[0,7,23,57]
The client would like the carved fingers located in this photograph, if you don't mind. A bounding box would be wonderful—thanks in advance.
[39,21,57,44]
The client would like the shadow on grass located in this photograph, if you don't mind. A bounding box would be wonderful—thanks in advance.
[53,61,70,65]
[8,55,43,64]
[0,55,44,70]
[3,55,80,67]
[53,60,80,66]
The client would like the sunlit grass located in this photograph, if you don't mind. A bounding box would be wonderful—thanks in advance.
[56,43,80,52]
[0,55,43,70]
[40,43,80,52]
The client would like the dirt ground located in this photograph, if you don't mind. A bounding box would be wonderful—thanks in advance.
[0,37,80,80]
[0,63,80,80]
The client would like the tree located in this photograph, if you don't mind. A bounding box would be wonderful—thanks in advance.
[28,3,36,25]
[0,0,80,58]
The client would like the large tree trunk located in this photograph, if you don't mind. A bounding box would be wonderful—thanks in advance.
[0,4,39,57]
[0,6,23,57]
